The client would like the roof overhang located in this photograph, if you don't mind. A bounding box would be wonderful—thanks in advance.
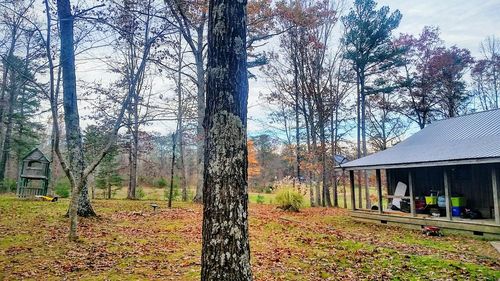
[341,156,500,171]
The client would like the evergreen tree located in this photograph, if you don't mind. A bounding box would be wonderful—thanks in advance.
[342,0,402,208]
[84,125,122,199]
[0,54,43,184]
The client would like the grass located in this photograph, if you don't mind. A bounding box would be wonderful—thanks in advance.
[0,194,499,280]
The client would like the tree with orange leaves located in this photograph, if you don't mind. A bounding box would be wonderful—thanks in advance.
[247,139,261,179]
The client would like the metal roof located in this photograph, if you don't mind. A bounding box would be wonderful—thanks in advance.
[342,109,500,170]
[334,154,349,166]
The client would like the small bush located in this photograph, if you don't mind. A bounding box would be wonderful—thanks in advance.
[55,178,71,198]
[136,186,146,199]
[156,177,167,189]
[0,178,17,193]
[275,188,304,212]
[256,194,265,204]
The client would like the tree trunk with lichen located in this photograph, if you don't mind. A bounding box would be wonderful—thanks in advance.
[201,0,252,280]
[57,0,96,240]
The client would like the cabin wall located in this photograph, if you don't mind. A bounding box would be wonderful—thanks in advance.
[387,163,499,218]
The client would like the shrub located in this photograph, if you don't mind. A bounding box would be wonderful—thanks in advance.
[55,179,70,198]
[275,188,304,212]
[0,179,17,193]
[156,177,167,189]
[136,186,146,199]
[256,194,265,204]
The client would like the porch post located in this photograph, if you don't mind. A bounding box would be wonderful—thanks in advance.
[376,169,382,214]
[408,170,416,217]
[349,170,355,211]
[443,169,452,221]
[492,167,500,225]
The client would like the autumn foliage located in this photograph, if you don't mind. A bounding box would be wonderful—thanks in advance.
[247,139,261,178]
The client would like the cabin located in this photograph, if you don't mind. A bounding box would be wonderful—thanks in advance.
[16,148,50,198]
[341,109,500,238]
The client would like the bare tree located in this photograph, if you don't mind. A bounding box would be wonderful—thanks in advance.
[55,0,171,240]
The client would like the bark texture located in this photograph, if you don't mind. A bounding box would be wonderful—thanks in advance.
[201,0,252,279]
[57,0,95,237]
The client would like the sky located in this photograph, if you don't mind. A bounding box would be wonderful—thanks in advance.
[73,0,500,139]
[246,0,500,137]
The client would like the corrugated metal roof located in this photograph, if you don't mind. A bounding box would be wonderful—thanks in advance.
[342,109,500,169]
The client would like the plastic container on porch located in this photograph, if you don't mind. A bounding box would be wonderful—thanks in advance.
[451,197,465,207]
[452,206,463,217]
[425,196,437,205]
[437,196,446,208]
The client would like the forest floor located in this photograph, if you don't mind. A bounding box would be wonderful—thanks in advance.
[0,196,499,280]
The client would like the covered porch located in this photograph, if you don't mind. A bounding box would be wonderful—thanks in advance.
[346,162,500,238]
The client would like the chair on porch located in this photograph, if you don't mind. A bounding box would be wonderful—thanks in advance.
[387,182,407,211]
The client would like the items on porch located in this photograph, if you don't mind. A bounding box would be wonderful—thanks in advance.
[387,185,477,219]
[388,182,407,211]
[461,208,482,219]
[438,196,446,208]
[452,206,462,217]
[425,192,438,205]
[415,197,427,214]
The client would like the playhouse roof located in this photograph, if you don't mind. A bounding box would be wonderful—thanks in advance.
[342,109,500,170]
[23,148,50,163]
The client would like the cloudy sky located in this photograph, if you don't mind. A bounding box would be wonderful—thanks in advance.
[247,0,500,136]
[74,1,499,138]
[379,0,499,56]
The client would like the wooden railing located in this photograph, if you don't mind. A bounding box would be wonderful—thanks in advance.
[17,187,45,198]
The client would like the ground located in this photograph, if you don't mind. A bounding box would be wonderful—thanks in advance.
[0,195,499,280]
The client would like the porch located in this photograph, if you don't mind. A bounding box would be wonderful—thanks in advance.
[349,209,500,238]
[346,164,500,238]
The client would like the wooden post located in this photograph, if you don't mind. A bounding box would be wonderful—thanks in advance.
[443,169,452,221]
[492,167,500,225]
[349,170,355,211]
[376,169,382,214]
[408,170,416,217]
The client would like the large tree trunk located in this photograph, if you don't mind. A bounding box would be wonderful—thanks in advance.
[176,33,188,202]
[303,110,314,207]
[320,122,331,207]
[0,67,17,183]
[193,45,205,203]
[178,130,187,201]
[0,28,17,170]
[360,75,370,209]
[127,105,138,199]
[45,0,57,197]
[57,0,96,238]
[330,107,338,208]
[76,184,95,216]
[201,0,252,279]
[309,113,321,207]
[291,28,301,184]
[356,72,362,208]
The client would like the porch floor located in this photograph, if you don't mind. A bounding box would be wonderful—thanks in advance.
[350,209,500,238]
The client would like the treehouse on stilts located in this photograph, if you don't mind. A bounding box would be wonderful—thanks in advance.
[16,148,50,198]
